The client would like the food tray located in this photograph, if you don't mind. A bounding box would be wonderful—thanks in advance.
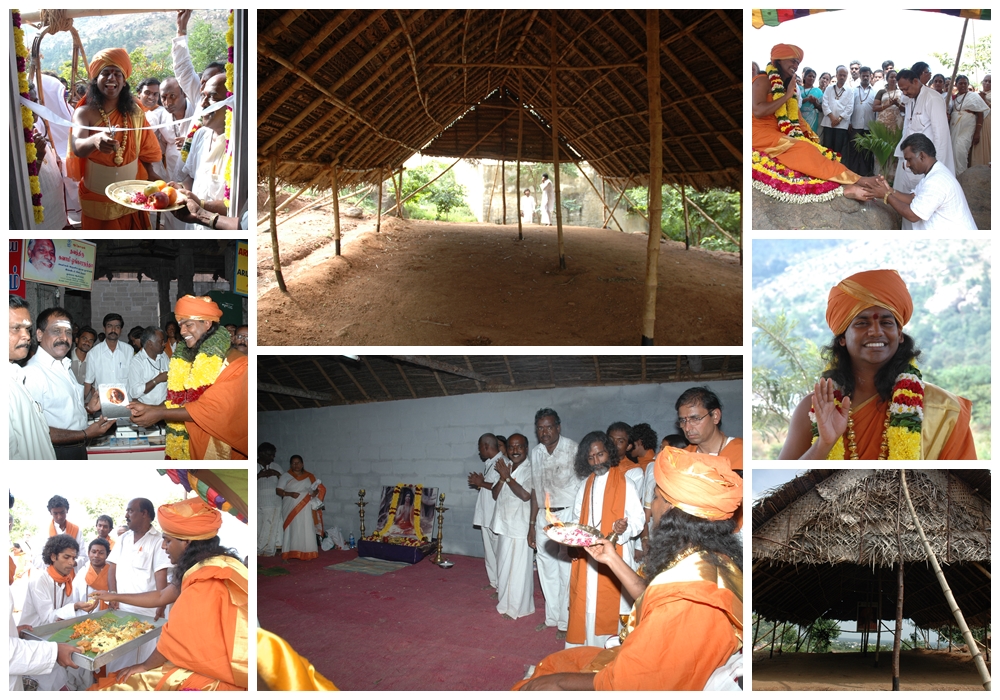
[544,522,603,547]
[22,609,165,671]
[105,180,187,212]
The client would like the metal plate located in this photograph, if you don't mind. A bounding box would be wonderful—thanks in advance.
[22,609,165,671]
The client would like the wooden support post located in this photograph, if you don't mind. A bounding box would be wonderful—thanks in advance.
[601,176,608,228]
[739,187,743,266]
[376,168,383,233]
[486,163,499,222]
[551,19,565,270]
[641,8,662,346]
[501,159,506,224]
[396,168,405,219]
[269,154,287,293]
[517,70,524,240]
[255,169,327,226]
[681,182,690,250]
[330,162,341,257]
[672,185,742,248]
[892,561,903,690]
[603,176,631,229]
[769,619,778,659]
[875,568,883,665]
[392,167,401,218]
[575,162,624,231]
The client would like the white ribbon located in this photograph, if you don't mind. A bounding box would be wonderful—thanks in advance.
[19,95,233,133]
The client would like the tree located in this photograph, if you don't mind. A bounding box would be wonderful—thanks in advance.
[187,18,228,74]
[807,618,841,653]
[10,499,37,549]
[427,172,467,220]
[932,35,992,82]
[127,47,172,86]
[79,494,128,543]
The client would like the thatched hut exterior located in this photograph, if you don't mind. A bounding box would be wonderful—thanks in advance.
[752,470,991,633]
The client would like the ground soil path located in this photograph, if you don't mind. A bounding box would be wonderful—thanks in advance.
[257,212,742,346]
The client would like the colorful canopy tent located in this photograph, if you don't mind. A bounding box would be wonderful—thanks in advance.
[752,8,989,29]
[158,469,249,524]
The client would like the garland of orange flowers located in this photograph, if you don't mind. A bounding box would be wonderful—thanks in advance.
[767,62,810,140]
[163,328,230,459]
[223,9,234,208]
[808,360,924,460]
[371,484,427,540]
[13,10,43,223]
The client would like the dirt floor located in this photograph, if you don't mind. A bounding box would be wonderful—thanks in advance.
[751,649,990,691]
[256,199,742,346]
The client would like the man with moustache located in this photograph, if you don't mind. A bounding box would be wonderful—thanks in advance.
[70,326,97,387]
[675,387,743,471]
[528,408,581,640]
[95,515,116,552]
[180,74,230,230]
[565,432,644,649]
[84,313,133,401]
[233,325,249,355]
[9,295,57,460]
[25,239,58,282]
[128,295,248,460]
[127,327,170,406]
[490,433,535,620]
[66,538,112,614]
[23,308,114,460]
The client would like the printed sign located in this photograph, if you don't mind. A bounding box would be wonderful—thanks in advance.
[10,241,25,297]
[20,239,96,290]
[234,240,249,296]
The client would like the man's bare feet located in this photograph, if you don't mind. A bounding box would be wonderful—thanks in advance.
[842,183,868,201]
[556,630,567,641]
[502,613,514,620]
[535,622,549,632]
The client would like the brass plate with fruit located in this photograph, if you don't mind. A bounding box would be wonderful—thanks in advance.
[106,180,188,212]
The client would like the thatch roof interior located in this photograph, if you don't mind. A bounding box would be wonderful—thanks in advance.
[257,9,742,191]
[752,470,991,629]
[258,354,741,411]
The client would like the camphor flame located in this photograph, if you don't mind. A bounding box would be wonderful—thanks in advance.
[544,492,564,527]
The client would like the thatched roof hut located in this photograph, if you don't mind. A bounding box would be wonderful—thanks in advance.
[753,470,991,630]
[257,9,742,191]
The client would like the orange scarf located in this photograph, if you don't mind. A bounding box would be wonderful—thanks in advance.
[9,556,15,585]
[85,564,110,610]
[49,520,80,540]
[282,471,326,535]
[47,565,74,598]
[567,466,627,644]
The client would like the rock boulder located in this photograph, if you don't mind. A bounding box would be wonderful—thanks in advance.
[957,166,990,230]
[752,190,901,230]
[343,206,365,218]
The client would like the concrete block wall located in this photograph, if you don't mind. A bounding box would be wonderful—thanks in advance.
[89,278,232,329]
[258,380,742,558]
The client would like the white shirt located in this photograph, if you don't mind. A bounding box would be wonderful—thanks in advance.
[821,83,854,129]
[32,520,87,573]
[22,346,87,431]
[127,349,169,405]
[21,567,76,627]
[183,127,227,229]
[10,590,58,691]
[896,84,955,173]
[84,339,132,388]
[171,36,204,123]
[908,161,978,230]
[529,435,582,510]
[490,458,532,538]
[539,177,554,204]
[850,83,877,129]
[571,470,645,544]
[107,527,170,617]
[9,362,57,460]
[258,462,284,510]
[473,452,505,527]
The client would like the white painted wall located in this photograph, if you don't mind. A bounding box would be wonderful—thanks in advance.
[258,380,742,557]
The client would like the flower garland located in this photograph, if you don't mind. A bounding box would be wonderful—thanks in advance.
[766,62,809,140]
[373,485,402,538]
[179,122,202,163]
[223,9,234,208]
[12,10,43,224]
[163,327,231,459]
[808,360,924,460]
[371,483,427,540]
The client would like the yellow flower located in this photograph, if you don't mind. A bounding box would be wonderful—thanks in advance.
[886,426,921,460]
[25,142,36,161]
[166,431,191,460]
[33,205,44,224]
[190,354,224,386]
[828,437,845,461]
[29,177,40,195]
[167,356,192,390]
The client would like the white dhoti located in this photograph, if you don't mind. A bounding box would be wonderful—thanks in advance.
[481,526,499,589]
[495,534,535,619]
[534,510,571,630]
[258,505,283,556]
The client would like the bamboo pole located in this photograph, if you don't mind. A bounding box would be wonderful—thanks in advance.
[551,20,565,270]
[900,469,992,690]
[516,72,524,240]
[255,170,329,226]
[671,185,741,247]
[947,20,970,105]
[485,162,500,222]
[376,168,383,233]
[501,159,507,224]
[601,176,608,228]
[330,162,341,256]
[269,154,287,293]
[21,8,174,22]
[393,167,402,219]
[769,619,778,659]
[681,182,690,250]
[603,176,631,228]
[875,568,883,665]
[892,562,903,690]
[604,177,647,223]
[575,162,625,232]
[739,187,743,266]
[641,9,662,346]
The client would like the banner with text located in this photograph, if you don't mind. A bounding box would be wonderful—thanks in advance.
[21,239,96,291]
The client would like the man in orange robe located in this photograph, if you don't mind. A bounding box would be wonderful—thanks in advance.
[752,44,874,200]
[95,497,248,691]
[515,448,743,690]
[128,296,248,460]
[780,269,976,460]
[68,48,163,229]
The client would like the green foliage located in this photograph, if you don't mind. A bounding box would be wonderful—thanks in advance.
[625,185,740,253]
[932,35,992,80]
[427,176,467,219]
[10,499,36,547]
[807,618,841,653]
[127,47,172,87]
[79,494,128,543]
[187,19,228,74]
[399,162,467,220]
[853,120,902,184]
[936,624,990,647]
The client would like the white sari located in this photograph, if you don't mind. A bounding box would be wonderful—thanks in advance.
[278,471,321,560]
[949,91,989,176]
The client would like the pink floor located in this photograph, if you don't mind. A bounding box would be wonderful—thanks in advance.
[257,549,565,690]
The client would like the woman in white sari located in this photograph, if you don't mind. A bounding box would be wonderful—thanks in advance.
[276,455,326,561]
[948,74,989,176]
[970,75,991,168]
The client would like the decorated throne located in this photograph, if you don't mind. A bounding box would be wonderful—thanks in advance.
[358,483,438,564]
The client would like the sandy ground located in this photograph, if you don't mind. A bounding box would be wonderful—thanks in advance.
[256,202,742,346]
[751,649,990,691]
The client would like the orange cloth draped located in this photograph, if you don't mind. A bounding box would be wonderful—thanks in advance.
[85,565,111,611]
[72,107,162,230]
[566,467,626,644]
[49,520,80,540]
[158,496,222,540]
[183,354,248,460]
[635,450,655,472]
[282,471,326,548]
[515,570,741,690]
[174,295,223,321]
[684,438,744,471]
[843,392,976,460]
[153,556,248,690]
[826,269,913,336]
[9,555,15,585]
[257,628,338,691]
[752,74,859,185]
[47,564,74,598]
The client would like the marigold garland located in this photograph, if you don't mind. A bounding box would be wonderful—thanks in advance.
[164,327,231,459]
[13,10,43,224]
[223,9,234,208]
[372,483,428,541]
[808,360,924,460]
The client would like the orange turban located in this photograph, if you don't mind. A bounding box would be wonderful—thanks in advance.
[653,447,742,522]
[770,44,804,62]
[826,269,912,336]
[88,48,132,81]
[157,497,223,541]
[174,295,223,322]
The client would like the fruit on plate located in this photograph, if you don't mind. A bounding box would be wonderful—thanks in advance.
[142,183,160,196]
[149,191,170,210]
[161,186,178,206]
